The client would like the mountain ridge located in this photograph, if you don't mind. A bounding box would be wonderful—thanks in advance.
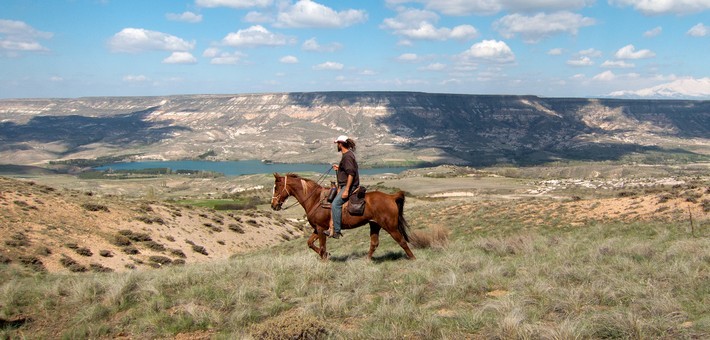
[1,92,708,167]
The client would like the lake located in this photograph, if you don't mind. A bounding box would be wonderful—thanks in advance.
[95,160,412,176]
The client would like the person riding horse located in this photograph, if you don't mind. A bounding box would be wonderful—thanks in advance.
[325,135,359,239]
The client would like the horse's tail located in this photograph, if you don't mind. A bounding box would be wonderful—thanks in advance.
[395,191,411,243]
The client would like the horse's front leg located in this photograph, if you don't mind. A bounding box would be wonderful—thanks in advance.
[318,233,329,260]
[306,232,320,255]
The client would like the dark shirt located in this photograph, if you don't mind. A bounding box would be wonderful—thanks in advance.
[337,150,359,189]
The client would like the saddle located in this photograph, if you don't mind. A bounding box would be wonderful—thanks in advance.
[318,186,367,216]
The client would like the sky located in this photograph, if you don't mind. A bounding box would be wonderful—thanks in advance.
[1,0,709,99]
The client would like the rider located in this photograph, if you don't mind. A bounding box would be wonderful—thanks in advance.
[325,135,359,239]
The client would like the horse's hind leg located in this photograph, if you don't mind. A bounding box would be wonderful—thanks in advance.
[385,228,416,260]
[367,222,382,260]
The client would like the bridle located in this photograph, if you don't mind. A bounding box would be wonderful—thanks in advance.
[272,168,332,211]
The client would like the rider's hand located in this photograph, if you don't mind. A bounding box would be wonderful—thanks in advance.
[341,190,349,198]
[332,164,339,171]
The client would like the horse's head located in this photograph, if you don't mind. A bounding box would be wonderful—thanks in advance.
[271,173,291,211]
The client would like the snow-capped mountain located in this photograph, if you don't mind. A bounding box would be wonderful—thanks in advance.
[610,78,710,99]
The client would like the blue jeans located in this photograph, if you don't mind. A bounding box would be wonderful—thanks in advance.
[331,186,346,233]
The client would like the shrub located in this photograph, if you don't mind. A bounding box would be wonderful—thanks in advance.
[81,203,110,212]
[149,256,172,266]
[36,247,52,256]
[119,230,152,242]
[250,311,328,340]
[5,233,30,247]
[228,224,245,233]
[59,255,87,272]
[112,234,132,247]
[143,240,166,252]
[170,249,186,258]
[0,253,11,264]
[172,259,186,265]
[19,255,46,272]
[89,263,113,273]
[122,246,140,255]
[192,244,209,256]
[409,225,450,249]
[135,216,164,225]
[99,250,113,257]
[74,247,93,257]
[65,243,79,249]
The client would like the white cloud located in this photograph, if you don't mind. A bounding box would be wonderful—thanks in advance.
[578,48,602,57]
[49,76,63,82]
[221,25,295,47]
[614,44,655,59]
[494,11,595,43]
[163,51,197,64]
[202,48,247,64]
[275,0,367,28]
[687,23,708,37]
[458,39,515,63]
[280,55,299,63]
[397,53,419,62]
[601,60,635,68]
[166,11,203,23]
[313,61,344,70]
[387,0,595,16]
[0,19,52,55]
[419,62,446,71]
[360,69,377,75]
[592,70,616,81]
[567,56,593,66]
[123,74,150,82]
[244,11,274,23]
[196,0,272,8]
[644,26,662,37]
[547,48,564,55]
[108,28,194,53]
[381,8,478,41]
[609,0,710,15]
[302,38,342,52]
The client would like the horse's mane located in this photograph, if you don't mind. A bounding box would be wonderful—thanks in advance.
[285,173,323,188]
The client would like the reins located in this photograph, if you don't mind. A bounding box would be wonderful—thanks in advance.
[278,167,332,211]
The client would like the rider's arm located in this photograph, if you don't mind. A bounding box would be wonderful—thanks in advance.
[343,174,353,198]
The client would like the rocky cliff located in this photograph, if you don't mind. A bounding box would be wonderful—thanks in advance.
[1,92,708,166]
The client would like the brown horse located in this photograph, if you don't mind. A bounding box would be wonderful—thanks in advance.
[271,173,415,260]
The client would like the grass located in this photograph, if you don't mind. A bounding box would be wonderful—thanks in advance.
[1,193,709,338]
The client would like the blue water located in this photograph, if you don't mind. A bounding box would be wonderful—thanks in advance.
[95,160,411,176]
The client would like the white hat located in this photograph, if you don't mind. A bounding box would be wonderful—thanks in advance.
[334,135,348,143]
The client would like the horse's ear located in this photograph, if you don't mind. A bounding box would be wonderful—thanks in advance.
[273,172,279,178]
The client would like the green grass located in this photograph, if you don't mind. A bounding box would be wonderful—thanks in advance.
[1,204,709,338]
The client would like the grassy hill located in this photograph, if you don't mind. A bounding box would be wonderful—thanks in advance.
[1,174,708,338]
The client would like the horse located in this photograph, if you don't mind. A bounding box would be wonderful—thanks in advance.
[271,173,416,260]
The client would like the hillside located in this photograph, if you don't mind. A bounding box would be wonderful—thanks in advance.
[0,177,303,273]
[1,92,708,167]
[0,172,708,338]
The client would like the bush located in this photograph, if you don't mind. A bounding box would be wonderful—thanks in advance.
[228,224,245,233]
[143,241,166,252]
[5,233,30,247]
[19,255,46,272]
[74,247,93,257]
[192,244,209,256]
[89,263,113,273]
[59,255,87,272]
[36,247,52,256]
[119,230,152,242]
[170,249,186,258]
[409,225,450,250]
[99,250,113,257]
[149,256,172,266]
[122,246,140,255]
[81,203,110,212]
[111,234,132,247]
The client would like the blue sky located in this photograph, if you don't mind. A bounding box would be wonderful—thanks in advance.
[1,0,709,99]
